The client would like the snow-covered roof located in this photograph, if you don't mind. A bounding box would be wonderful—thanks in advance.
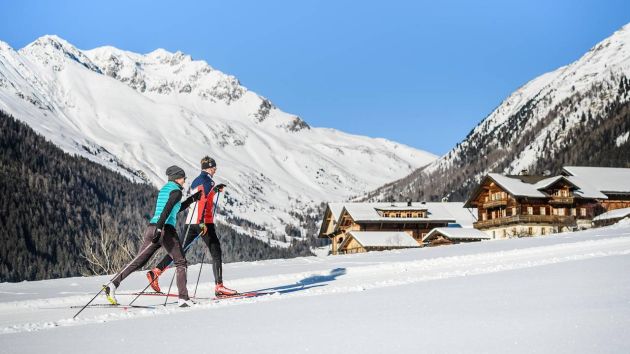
[327,203,345,223]
[593,207,630,222]
[487,173,547,197]
[565,176,609,199]
[339,202,476,226]
[346,231,419,248]
[422,227,492,242]
[563,166,630,194]
[469,168,629,204]
[532,176,578,190]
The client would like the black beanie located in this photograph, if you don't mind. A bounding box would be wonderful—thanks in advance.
[166,165,186,181]
[201,156,216,169]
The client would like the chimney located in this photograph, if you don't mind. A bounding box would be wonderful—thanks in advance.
[406,198,412,207]
[421,201,426,205]
[520,169,529,176]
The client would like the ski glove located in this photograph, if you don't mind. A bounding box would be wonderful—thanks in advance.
[199,223,208,235]
[191,189,202,201]
[152,228,162,243]
[213,183,226,193]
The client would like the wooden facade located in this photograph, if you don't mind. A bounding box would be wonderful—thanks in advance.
[465,171,630,237]
[319,204,456,255]
[466,177,599,238]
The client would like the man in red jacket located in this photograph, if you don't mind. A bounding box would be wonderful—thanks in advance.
[146,156,238,297]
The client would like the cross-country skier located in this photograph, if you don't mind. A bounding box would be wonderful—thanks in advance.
[146,156,239,297]
[104,165,201,307]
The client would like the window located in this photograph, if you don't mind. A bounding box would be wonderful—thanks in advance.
[528,227,533,235]
[512,207,516,216]
[571,208,576,216]
[558,208,565,216]
[482,213,487,221]
[527,206,533,215]
[396,213,401,218]
[407,212,412,218]
[580,208,587,217]
[540,207,546,215]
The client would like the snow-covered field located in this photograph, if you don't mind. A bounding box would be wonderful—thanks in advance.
[2,222,630,353]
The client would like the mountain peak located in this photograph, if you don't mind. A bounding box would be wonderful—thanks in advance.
[20,34,101,73]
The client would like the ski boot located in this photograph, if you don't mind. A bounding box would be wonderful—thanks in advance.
[146,268,163,293]
[103,284,118,305]
[178,298,196,308]
[215,283,238,297]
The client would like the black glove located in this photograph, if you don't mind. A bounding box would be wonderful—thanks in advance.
[213,183,226,193]
[191,189,202,201]
[152,228,162,243]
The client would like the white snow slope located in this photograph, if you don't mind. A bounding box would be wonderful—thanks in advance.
[1,222,630,353]
[0,35,436,236]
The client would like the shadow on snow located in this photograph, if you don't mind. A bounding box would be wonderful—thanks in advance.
[254,267,347,295]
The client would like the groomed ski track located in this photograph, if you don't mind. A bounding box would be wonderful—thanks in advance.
[1,222,630,353]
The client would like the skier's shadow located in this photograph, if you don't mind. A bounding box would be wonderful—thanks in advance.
[255,267,346,295]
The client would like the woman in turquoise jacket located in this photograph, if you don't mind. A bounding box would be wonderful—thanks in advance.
[105,165,200,307]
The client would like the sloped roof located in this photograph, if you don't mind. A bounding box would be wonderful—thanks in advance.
[345,231,419,248]
[593,207,630,222]
[532,176,578,190]
[563,166,630,194]
[487,173,547,197]
[422,227,491,242]
[565,176,608,199]
[339,202,475,226]
[319,203,347,238]
[328,203,345,222]
[466,168,626,207]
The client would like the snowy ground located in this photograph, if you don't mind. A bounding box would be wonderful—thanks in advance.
[2,223,630,354]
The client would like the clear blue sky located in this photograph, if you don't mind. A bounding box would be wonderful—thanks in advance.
[1,0,629,155]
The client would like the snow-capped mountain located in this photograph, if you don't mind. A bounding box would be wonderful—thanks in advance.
[366,22,630,203]
[0,35,436,237]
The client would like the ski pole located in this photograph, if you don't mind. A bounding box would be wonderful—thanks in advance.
[193,254,205,297]
[73,239,160,319]
[192,190,222,298]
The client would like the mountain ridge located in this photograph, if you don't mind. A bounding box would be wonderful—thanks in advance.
[0,35,436,241]
[365,22,630,203]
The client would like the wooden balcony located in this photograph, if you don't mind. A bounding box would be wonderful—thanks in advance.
[474,215,575,229]
[482,199,508,209]
[549,197,574,205]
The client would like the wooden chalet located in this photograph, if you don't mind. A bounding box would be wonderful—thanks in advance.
[422,227,491,247]
[318,201,475,255]
[465,166,630,238]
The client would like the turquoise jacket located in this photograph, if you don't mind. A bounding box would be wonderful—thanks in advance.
[150,181,183,227]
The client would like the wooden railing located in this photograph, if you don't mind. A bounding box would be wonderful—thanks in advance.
[474,215,575,228]
[482,199,508,209]
[549,197,574,205]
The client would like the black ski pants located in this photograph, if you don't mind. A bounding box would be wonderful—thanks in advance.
[112,224,189,300]
[155,223,223,284]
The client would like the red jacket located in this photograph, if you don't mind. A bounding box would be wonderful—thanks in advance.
[185,171,217,224]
